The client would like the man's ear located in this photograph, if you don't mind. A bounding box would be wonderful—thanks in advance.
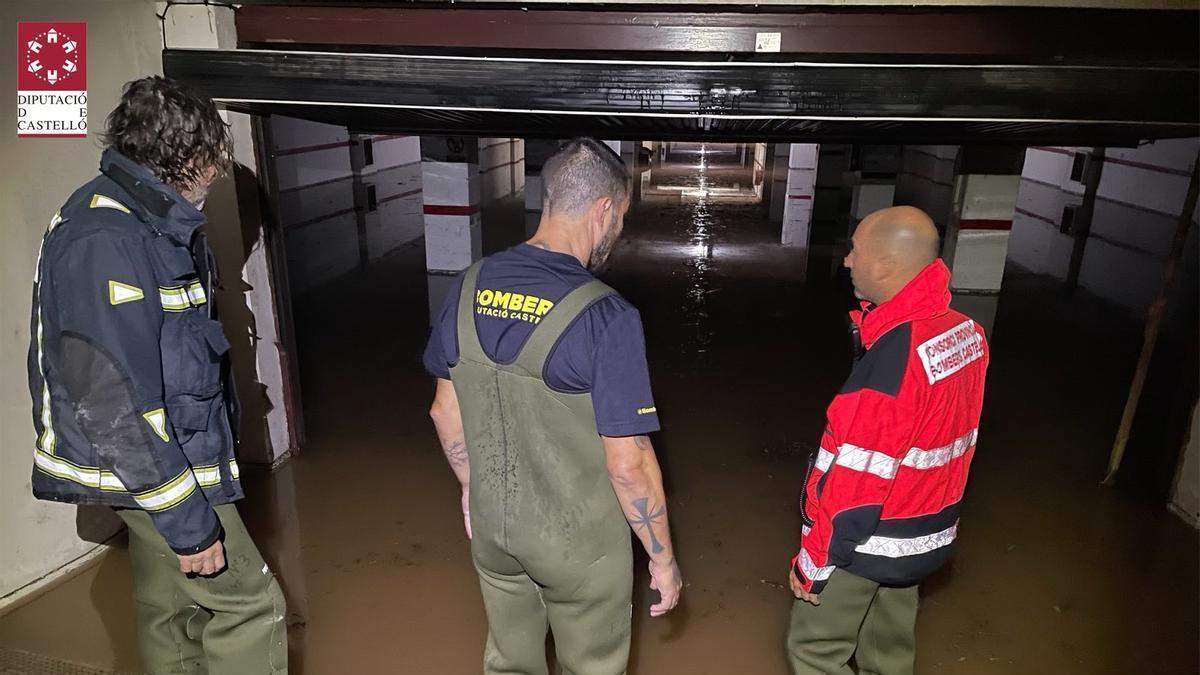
[590,197,614,228]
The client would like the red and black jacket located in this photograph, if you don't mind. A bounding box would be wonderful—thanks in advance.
[792,260,989,593]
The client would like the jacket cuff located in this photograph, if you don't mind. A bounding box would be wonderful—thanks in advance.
[792,550,831,595]
[166,516,223,555]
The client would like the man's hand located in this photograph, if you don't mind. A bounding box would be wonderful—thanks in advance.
[649,557,682,617]
[461,486,472,539]
[178,540,225,576]
[789,567,821,606]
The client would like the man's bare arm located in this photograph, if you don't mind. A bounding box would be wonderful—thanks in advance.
[602,434,682,616]
[430,378,471,537]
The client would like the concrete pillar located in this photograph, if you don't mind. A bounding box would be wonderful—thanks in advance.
[422,136,481,315]
[523,138,559,238]
[769,144,789,223]
[942,147,1026,293]
[782,144,819,248]
[893,145,960,232]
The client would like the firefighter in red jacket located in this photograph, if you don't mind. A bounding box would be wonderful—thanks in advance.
[787,206,989,675]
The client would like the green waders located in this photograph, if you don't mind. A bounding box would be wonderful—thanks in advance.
[451,263,634,675]
[117,503,287,675]
[786,569,918,675]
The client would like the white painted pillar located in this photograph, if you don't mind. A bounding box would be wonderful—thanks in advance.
[782,143,819,248]
[769,144,790,223]
[944,174,1021,292]
[421,137,482,274]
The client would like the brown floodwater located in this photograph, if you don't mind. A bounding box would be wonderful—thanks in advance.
[1,151,1196,675]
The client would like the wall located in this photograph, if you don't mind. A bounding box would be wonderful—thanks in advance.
[0,0,163,604]
[273,117,360,296]
[1009,141,1198,316]
[478,137,524,205]
[893,145,959,230]
[359,134,424,261]
[1171,402,1200,527]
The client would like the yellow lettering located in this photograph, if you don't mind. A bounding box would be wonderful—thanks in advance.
[508,293,525,311]
[478,289,494,306]
[522,295,539,313]
[535,299,554,316]
[492,291,511,308]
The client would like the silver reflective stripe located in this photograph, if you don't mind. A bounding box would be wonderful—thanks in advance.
[32,213,63,456]
[815,448,835,472]
[35,451,126,491]
[194,465,221,486]
[160,280,208,311]
[133,471,198,511]
[855,523,959,558]
[903,429,978,470]
[799,549,836,581]
[194,460,240,486]
[835,444,900,480]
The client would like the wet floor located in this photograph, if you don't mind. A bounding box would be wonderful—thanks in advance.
[1,148,1196,675]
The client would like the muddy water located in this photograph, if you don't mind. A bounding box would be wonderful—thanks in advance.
[1,153,1196,675]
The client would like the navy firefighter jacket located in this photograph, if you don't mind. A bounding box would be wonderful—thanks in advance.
[28,149,242,555]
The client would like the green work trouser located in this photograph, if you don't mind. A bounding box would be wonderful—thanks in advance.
[472,536,633,675]
[117,503,287,675]
[786,569,918,675]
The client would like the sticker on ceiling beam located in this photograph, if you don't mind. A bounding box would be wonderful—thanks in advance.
[755,33,782,53]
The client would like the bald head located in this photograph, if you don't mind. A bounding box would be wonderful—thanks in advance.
[844,206,941,304]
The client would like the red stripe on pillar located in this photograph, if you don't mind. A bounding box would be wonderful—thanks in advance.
[958,218,1012,231]
[424,204,479,216]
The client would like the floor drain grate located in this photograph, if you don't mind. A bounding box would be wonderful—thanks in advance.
[0,648,125,675]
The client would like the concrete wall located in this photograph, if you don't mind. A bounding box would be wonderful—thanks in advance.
[1010,140,1198,316]
[359,135,424,261]
[274,117,360,296]
[0,0,163,603]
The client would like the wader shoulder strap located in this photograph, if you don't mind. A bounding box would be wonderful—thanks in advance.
[454,262,490,365]
[513,279,614,378]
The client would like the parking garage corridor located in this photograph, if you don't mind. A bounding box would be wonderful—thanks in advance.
[0,147,1196,675]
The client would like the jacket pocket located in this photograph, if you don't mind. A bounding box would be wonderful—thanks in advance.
[162,314,230,399]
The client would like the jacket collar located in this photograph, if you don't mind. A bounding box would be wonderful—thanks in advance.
[851,259,952,349]
[99,148,206,245]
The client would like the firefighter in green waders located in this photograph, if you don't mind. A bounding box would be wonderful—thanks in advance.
[424,138,682,675]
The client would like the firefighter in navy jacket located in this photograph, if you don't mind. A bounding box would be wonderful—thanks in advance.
[787,206,989,675]
[27,77,286,673]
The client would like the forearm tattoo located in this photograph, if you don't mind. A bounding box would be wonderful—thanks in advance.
[630,497,667,554]
[443,439,468,468]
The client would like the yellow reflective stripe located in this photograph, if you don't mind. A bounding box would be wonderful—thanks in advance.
[229,458,240,480]
[33,212,61,456]
[108,280,145,305]
[89,194,131,213]
[186,281,207,304]
[133,469,198,511]
[142,408,170,443]
[159,281,208,311]
[34,451,125,491]
[193,464,221,486]
[35,452,238,493]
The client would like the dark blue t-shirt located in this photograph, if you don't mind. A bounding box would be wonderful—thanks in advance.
[423,244,660,437]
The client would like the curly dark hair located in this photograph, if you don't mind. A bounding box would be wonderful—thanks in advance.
[102,76,232,190]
